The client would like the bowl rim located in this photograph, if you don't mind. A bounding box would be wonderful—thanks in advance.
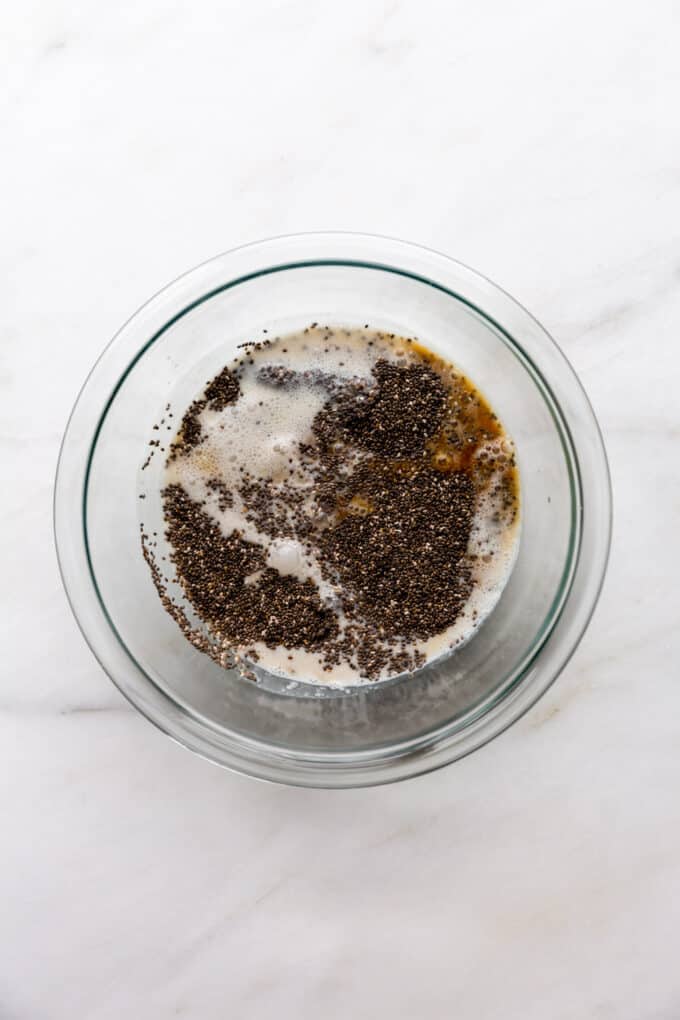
[54,231,612,787]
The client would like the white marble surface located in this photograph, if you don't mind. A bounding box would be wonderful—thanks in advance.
[2,0,679,1016]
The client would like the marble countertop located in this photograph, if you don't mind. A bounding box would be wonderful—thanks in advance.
[2,0,679,1017]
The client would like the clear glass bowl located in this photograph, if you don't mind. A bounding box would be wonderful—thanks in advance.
[54,233,612,787]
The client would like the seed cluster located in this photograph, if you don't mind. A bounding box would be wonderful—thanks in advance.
[168,366,240,459]
[203,365,241,410]
[317,461,474,641]
[313,360,448,457]
[163,484,338,651]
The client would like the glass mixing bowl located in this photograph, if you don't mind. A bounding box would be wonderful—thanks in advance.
[54,233,611,787]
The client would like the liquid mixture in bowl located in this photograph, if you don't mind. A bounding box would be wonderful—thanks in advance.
[142,326,520,685]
